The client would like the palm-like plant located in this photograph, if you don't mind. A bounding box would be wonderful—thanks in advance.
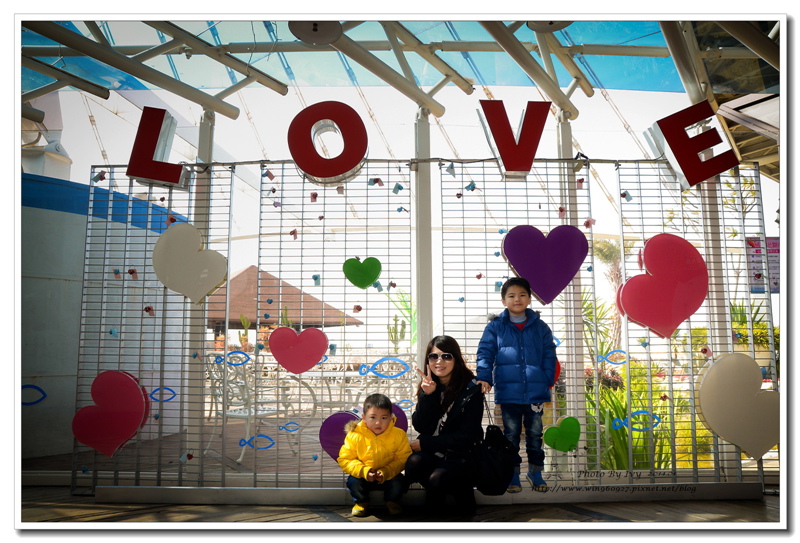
[591,239,635,347]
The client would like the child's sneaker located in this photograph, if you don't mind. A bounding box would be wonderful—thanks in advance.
[386,501,403,515]
[351,502,369,516]
[526,470,548,492]
[507,471,522,493]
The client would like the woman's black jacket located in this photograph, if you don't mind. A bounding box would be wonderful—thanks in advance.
[412,380,484,454]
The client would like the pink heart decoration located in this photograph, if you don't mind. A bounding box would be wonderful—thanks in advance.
[71,371,149,457]
[319,406,409,460]
[502,225,589,305]
[268,326,329,374]
[697,353,779,459]
[617,233,708,338]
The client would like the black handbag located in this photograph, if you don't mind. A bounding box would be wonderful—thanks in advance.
[470,399,518,496]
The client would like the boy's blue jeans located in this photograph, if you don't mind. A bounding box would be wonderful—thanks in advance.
[500,403,545,471]
[346,474,405,504]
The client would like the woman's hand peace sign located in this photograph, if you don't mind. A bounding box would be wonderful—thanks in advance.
[416,365,436,395]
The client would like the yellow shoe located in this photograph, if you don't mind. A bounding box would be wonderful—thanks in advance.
[351,502,369,517]
[386,501,403,515]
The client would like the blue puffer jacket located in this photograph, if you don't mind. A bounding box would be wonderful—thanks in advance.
[476,308,557,404]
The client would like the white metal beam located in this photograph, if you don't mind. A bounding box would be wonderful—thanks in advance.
[715,21,780,70]
[479,21,580,120]
[24,41,762,61]
[380,22,417,83]
[384,22,475,95]
[330,33,447,117]
[22,21,242,120]
[543,33,594,98]
[145,21,289,95]
[21,56,111,101]
[658,21,707,105]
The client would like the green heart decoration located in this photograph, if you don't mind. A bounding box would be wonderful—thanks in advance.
[543,416,581,452]
[342,257,382,289]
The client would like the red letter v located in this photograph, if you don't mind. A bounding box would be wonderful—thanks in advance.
[480,100,550,174]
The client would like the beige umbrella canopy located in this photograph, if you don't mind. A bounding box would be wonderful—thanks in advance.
[207,265,363,331]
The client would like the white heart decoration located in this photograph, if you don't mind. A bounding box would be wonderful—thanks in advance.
[696,352,779,459]
[152,222,228,304]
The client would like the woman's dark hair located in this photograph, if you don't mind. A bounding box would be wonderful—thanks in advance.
[418,335,475,413]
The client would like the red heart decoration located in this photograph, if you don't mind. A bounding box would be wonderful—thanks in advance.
[71,371,149,457]
[550,359,561,389]
[617,233,708,338]
[268,327,329,374]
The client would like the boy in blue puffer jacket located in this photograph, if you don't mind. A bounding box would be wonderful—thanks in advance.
[476,277,557,493]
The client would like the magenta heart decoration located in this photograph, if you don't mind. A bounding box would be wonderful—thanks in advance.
[71,371,149,457]
[617,233,708,338]
[502,225,589,305]
[343,257,382,289]
[318,405,409,460]
[268,326,329,374]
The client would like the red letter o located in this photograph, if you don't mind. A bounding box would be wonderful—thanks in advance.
[287,101,368,185]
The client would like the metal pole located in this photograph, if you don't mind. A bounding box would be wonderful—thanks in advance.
[414,107,433,369]
[185,108,215,485]
[556,110,588,476]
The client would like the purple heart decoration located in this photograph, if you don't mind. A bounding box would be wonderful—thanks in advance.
[319,411,358,461]
[318,405,409,460]
[502,225,589,305]
[392,404,408,432]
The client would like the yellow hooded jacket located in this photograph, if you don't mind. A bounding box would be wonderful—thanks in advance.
[337,416,412,481]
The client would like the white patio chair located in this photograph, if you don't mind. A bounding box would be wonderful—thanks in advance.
[205,351,318,463]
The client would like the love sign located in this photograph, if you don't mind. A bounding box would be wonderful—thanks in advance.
[72,371,149,457]
[130,99,737,191]
[268,326,329,374]
[617,233,708,338]
[502,225,588,305]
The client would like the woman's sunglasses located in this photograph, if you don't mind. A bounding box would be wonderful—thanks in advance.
[427,352,454,361]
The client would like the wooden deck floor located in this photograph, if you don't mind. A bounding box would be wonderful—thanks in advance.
[19,485,781,526]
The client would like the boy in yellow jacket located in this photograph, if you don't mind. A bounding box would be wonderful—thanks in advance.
[337,393,412,516]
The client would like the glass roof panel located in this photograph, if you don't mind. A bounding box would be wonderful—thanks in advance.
[20,19,779,95]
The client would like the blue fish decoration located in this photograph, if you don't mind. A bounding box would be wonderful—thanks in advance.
[358,357,411,379]
[21,384,47,406]
[278,422,301,432]
[395,399,415,410]
[612,410,662,432]
[215,351,251,366]
[149,387,177,402]
[239,434,276,450]
[597,349,628,365]
[315,355,329,366]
